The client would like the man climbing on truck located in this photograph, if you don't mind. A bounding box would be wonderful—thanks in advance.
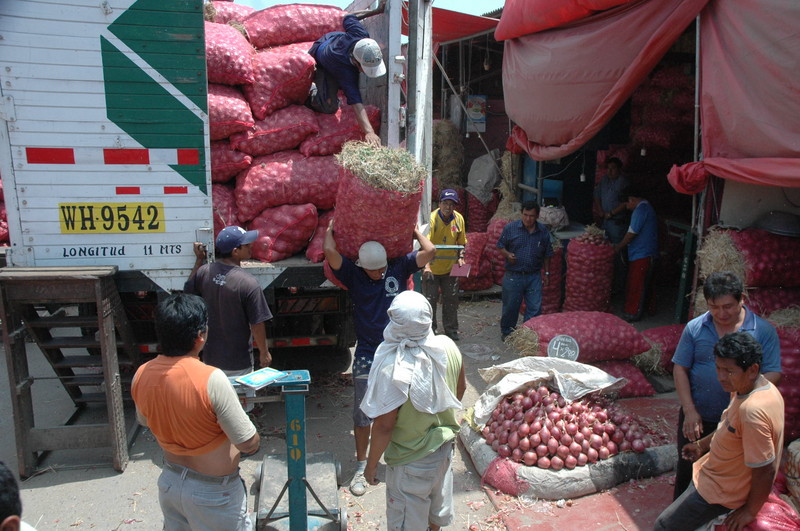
[307,0,387,146]
[323,219,436,496]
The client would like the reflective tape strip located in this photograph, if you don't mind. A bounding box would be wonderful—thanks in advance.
[25,147,200,165]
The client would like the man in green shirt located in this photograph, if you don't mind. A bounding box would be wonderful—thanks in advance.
[361,291,466,531]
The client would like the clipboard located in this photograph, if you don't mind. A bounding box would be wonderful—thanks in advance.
[449,263,471,277]
[235,367,289,390]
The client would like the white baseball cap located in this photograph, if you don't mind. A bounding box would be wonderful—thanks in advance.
[352,38,386,78]
[356,241,387,270]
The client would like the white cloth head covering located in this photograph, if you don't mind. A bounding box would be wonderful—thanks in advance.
[360,291,462,419]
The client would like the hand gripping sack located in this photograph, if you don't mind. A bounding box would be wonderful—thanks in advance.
[205,22,255,85]
[244,51,316,120]
[230,105,319,156]
[306,210,335,263]
[209,84,255,141]
[249,204,318,262]
[211,141,252,183]
[235,151,339,221]
[243,4,345,49]
[300,105,381,157]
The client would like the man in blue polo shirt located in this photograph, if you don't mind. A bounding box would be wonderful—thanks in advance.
[308,0,386,146]
[671,271,781,500]
[614,185,659,321]
[497,201,553,341]
[323,219,435,496]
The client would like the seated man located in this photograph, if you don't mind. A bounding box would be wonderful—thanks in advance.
[654,332,784,531]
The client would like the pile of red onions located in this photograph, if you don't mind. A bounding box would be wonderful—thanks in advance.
[482,386,659,470]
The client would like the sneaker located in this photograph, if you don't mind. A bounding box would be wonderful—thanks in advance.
[446,332,460,341]
[349,473,367,496]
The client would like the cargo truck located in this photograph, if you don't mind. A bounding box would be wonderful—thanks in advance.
[0,0,433,370]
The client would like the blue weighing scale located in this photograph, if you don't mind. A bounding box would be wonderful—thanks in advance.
[250,370,346,531]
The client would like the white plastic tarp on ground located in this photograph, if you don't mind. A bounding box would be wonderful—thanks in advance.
[473,357,624,426]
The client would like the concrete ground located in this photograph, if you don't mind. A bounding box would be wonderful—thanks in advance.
[1,284,680,530]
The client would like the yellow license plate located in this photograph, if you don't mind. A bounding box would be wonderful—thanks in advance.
[59,202,165,234]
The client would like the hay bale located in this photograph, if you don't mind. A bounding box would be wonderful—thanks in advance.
[432,120,463,189]
[695,228,746,284]
[767,307,800,329]
[335,141,425,194]
[491,151,521,222]
[203,2,217,21]
[507,326,539,357]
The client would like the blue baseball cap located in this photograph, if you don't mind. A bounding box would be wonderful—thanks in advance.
[215,226,258,254]
[440,189,460,203]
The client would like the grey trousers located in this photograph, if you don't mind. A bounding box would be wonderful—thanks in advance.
[653,483,729,531]
[422,273,460,335]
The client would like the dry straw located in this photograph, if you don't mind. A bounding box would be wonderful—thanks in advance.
[336,141,426,194]
[695,227,746,284]
[491,151,521,222]
[506,326,540,357]
[432,120,463,189]
[583,224,606,239]
[203,2,217,21]
[767,307,800,329]
[631,341,666,375]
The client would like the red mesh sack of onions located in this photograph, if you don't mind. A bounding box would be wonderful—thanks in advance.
[482,387,661,469]
[459,233,493,291]
[563,229,615,312]
[642,324,686,374]
[466,191,498,233]
[230,105,319,157]
[205,22,255,85]
[243,51,316,120]
[331,143,424,261]
[249,203,318,262]
[728,228,800,288]
[590,360,655,398]
[212,184,239,239]
[486,217,515,286]
[209,1,254,24]
[305,210,335,263]
[747,287,800,315]
[541,246,564,314]
[775,325,800,443]
[243,4,345,49]
[522,311,651,362]
[713,492,800,531]
[262,41,315,56]
[235,151,339,221]
[299,105,381,157]
[211,141,252,183]
[209,84,255,141]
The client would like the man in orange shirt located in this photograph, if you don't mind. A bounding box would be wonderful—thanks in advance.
[654,332,784,531]
[132,294,261,531]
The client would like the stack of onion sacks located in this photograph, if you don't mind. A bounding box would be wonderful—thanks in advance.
[481,386,658,470]
[564,226,615,312]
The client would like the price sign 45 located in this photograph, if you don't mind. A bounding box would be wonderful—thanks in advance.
[59,202,165,233]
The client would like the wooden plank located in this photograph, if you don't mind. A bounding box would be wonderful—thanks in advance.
[52,354,133,368]
[26,315,99,328]
[28,425,110,452]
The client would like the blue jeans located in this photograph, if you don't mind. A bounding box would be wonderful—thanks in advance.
[501,271,542,336]
[158,463,252,531]
[654,483,729,530]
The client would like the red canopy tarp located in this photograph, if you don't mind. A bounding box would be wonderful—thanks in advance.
[669,0,800,192]
[502,0,708,161]
[495,0,634,40]
[401,4,499,44]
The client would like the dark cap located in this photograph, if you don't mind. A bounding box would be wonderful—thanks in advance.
[215,226,258,254]
[440,189,460,204]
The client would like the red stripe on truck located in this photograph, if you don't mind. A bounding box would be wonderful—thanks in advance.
[116,187,140,195]
[104,149,150,164]
[26,147,75,164]
[177,149,199,165]
[164,186,187,194]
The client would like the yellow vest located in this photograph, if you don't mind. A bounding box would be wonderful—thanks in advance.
[428,209,467,275]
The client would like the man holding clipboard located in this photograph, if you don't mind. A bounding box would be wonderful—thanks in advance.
[423,189,468,341]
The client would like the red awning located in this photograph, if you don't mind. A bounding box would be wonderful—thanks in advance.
[495,0,635,41]
[401,3,499,45]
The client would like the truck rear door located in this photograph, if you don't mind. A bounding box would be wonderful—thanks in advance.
[0,0,211,291]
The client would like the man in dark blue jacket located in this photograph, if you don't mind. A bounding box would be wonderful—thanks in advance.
[308,0,386,146]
